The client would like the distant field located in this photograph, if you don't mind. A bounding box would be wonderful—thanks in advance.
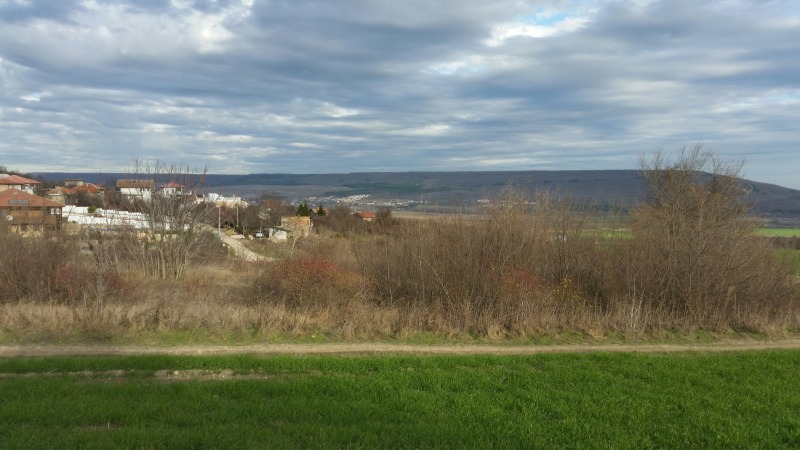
[1,351,799,448]
[756,227,800,237]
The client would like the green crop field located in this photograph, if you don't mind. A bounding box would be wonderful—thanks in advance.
[756,227,800,237]
[1,351,799,448]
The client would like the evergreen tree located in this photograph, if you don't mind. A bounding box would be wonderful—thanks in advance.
[297,202,311,216]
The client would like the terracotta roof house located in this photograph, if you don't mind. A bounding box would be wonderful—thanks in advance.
[46,182,105,205]
[358,211,376,222]
[0,174,40,195]
[117,179,155,201]
[0,188,64,233]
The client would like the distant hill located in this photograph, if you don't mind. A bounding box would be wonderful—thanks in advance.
[33,170,800,218]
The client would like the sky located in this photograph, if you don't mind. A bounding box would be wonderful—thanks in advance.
[1,0,799,189]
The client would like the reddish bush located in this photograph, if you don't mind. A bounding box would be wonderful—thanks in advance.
[252,256,365,308]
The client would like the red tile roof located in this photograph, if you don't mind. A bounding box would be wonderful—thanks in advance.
[0,174,40,185]
[0,188,64,208]
[46,183,104,196]
[160,182,186,189]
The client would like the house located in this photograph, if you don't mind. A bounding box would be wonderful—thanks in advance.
[357,211,376,222]
[279,215,312,238]
[0,188,64,233]
[198,192,248,208]
[0,174,40,195]
[116,179,155,201]
[159,182,190,197]
[46,181,105,205]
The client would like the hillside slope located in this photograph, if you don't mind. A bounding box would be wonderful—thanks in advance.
[35,170,800,217]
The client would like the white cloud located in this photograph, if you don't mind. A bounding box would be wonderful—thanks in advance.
[393,124,451,136]
[20,90,50,102]
[140,123,174,133]
[197,131,254,142]
[319,102,360,118]
[487,16,589,46]
[485,4,595,47]
[425,55,487,76]
[290,142,323,148]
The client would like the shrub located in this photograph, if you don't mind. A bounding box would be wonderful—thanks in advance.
[252,256,365,308]
[0,227,78,303]
[353,189,608,332]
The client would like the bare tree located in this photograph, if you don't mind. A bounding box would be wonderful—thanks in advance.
[121,160,215,279]
[628,144,786,320]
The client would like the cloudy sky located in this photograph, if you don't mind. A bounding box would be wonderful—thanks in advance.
[1,0,798,188]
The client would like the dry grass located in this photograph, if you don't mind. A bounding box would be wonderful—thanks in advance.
[2,151,800,341]
[0,259,399,341]
[1,233,797,341]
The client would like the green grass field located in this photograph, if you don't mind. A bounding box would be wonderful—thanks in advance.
[756,227,800,237]
[594,227,800,239]
[2,351,799,448]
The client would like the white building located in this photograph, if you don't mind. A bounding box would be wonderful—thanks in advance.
[116,179,155,201]
[0,174,40,195]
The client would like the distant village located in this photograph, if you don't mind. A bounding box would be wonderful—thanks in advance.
[0,172,400,242]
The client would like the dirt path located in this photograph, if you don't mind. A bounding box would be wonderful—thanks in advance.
[213,229,269,262]
[3,339,800,357]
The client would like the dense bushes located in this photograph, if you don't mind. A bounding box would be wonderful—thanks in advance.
[252,256,366,308]
[0,226,133,309]
[0,226,77,303]
[350,148,799,334]
[621,147,794,326]
[1,148,798,338]
[769,236,800,250]
[353,190,606,332]
[313,206,398,236]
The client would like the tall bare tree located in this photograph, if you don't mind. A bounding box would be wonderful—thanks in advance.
[627,144,787,319]
[121,160,214,279]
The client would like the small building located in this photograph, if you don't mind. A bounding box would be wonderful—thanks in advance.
[280,216,312,238]
[199,192,248,208]
[358,211,376,222]
[0,174,40,195]
[159,182,190,197]
[117,179,155,201]
[0,188,64,233]
[64,178,85,188]
[46,182,105,205]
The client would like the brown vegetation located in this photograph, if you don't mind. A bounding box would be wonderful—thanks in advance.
[1,149,798,341]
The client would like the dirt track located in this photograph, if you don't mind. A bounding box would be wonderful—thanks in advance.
[3,339,800,357]
[213,229,267,262]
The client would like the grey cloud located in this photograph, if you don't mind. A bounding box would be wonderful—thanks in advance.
[0,0,798,189]
[0,1,79,23]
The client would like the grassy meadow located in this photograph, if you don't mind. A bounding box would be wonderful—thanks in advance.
[756,227,800,237]
[1,351,799,448]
